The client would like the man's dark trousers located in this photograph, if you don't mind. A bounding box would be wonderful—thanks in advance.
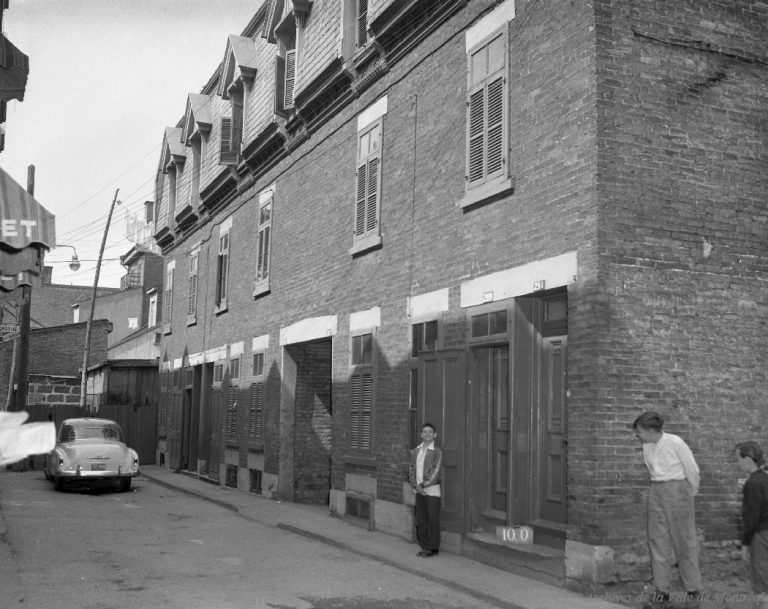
[415,494,441,552]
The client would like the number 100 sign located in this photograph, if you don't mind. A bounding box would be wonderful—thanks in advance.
[496,525,534,545]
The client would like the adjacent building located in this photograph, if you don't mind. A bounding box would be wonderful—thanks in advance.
[152,0,767,590]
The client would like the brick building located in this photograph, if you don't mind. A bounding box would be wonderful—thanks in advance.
[152,0,767,590]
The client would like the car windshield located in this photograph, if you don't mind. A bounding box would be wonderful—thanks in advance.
[60,424,123,442]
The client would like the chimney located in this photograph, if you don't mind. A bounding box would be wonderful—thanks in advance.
[42,265,52,285]
[145,200,155,224]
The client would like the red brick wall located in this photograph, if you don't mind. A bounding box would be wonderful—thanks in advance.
[566,0,768,565]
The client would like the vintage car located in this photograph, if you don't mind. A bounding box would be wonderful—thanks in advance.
[44,418,139,492]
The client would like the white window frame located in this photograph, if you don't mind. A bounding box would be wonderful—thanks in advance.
[187,250,199,325]
[254,188,274,297]
[460,25,513,209]
[349,330,375,453]
[163,261,175,334]
[215,219,232,313]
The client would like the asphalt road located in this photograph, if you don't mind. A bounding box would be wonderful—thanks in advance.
[0,470,502,609]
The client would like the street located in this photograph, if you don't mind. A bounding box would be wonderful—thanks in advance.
[0,470,502,609]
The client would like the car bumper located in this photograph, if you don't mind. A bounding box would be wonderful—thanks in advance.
[56,469,139,479]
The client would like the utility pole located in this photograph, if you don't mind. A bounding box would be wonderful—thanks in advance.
[10,165,37,412]
[79,189,119,409]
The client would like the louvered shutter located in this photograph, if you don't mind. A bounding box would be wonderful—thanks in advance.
[220,117,235,164]
[355,162,367,236]
[249,382,264,440]
[284,49,296,109]
[163,269,174,329]
[365,157,379,232]
[466,31,507,188]
[467,88,485,184]
[350,371,372,451]
[188,273,197,317]
[486,76,504,177]
[357,0,368,48]
[232,97,243,158]
[226,384,238,443]
[274,55,287,117]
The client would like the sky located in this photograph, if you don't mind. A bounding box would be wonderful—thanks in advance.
[1,0,260,287]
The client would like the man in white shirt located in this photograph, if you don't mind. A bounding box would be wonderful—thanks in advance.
[634,411,702,608]
[408,423,443,557]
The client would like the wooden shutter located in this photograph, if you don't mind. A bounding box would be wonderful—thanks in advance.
[355,162,367,236]
[274,55,287,117]
[232,97,243,158]
[357,0,368,48]
[284,49,296,109]
[187,256,198,318]
[220,117,236,164]
[163,269,174,329]
[350,371,372,451]
[354,157,380,237]
[467,88,485,184]
[365,157,379,232]
[216,232,229,306]
[467,32,507,188]
[226,384,238,443]
[486,76,504,177]
[249,382,264,441]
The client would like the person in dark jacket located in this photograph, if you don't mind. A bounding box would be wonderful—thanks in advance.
[735,441,768,605]
[409,423,443,557]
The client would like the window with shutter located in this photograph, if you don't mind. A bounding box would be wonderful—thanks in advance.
[353,119,382,248]
[215,230,230,311]
[349,332,374,452]
[187,253,198,323]
[465,29,509,200]
[357,0,368,48]
[257,197,272,282]
[284,49,296,109]
[163,267,174,334]
[226,384,239,444]
[219,117,235,164]
[248,381,264,442]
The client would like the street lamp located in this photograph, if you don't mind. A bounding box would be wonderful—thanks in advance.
[53,244,80,271]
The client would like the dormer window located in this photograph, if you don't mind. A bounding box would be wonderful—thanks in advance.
[219,35,257,166]
[182,94,212,207]
[274,12,297,116]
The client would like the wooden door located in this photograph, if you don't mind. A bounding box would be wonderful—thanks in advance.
[168,388,183,471]
[537,336,567,523]
[469,345,510,533]
[418,350,465,532]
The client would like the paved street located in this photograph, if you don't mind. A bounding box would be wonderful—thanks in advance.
[0,470,501,609]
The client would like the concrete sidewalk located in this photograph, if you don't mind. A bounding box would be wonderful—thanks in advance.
[141,465,625,609]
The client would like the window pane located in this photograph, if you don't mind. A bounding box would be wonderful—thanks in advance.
[253,352,264,377]
[471,314,488,338]
[546,298,567,322]
[359,131,370,158]
[369,123,381,153]
[470,47,487,86]
[487,34,505,74]
[424,320,437,350]
[490,310,507,334]
[411,324,421,357]
[361,333,373,365]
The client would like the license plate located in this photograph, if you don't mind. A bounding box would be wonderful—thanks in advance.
[91,463,106,471]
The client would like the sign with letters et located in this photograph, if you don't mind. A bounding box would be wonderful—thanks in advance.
[0,167,56,251]
[496,525,534,546]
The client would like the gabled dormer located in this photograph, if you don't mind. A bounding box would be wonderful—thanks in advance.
[177,93,212,232]
[217,35,258,166]
[154,127,186,250]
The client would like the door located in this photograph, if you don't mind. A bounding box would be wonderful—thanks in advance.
[468,345,510,533]
[537,336,567,523]
[418,350,465,532]
[167,387,183,471]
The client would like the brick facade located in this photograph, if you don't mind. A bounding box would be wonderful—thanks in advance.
[152,0,767,590]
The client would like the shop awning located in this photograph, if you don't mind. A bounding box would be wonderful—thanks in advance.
[0,35,29,103]
[0,166,55,250]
